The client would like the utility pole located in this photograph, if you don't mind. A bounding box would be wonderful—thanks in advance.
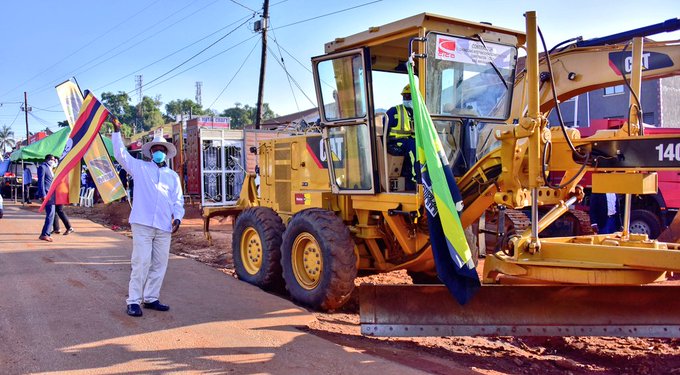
[135,75,143,133]
[195,81,203,106]
[255,0,269,130]
[22,91,30,205]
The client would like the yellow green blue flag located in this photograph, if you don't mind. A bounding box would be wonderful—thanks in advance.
[407,61,480,304]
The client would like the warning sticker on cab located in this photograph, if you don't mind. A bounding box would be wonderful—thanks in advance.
[434,34,514,69]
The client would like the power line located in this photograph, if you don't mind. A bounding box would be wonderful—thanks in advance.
[94,16,253,95]
[0,0,164,100]
[272,40,313,75]
[140,35,259,94]
[207,39,260,110]
[272,0,383,30]
[31,106,64,113]
[268,22,299,111]
[29,0,220,98]
[266,45,316,107]
[28,112,59,133]
[134,15,255,95]
[8,108,22,129]
[228,0,258,13]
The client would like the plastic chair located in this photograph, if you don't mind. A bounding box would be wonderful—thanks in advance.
[82,188,95,207]
[78,187,88,206]
[77,187,86,205]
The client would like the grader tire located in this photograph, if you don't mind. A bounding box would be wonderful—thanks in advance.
[281,208,357,311]
[232,207,285,290]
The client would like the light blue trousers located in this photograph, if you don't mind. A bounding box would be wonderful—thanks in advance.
[127,223,172,305]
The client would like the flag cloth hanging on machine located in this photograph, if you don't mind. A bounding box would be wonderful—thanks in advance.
[40,91,110,211]
[407,61,480,305]
[56,80,126,203]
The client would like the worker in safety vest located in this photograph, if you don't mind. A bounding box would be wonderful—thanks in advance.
[386,84,419,190]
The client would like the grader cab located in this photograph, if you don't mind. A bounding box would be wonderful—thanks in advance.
[228,11,680,337]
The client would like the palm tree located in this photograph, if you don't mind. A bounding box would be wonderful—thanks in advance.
[0,125,16,153]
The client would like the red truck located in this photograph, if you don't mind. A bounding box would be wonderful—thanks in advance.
[576,119,680,238]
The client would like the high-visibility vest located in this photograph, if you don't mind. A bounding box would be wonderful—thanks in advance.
[388,105,413,139]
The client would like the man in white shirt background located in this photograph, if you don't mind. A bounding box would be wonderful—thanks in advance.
[111,116,185,317]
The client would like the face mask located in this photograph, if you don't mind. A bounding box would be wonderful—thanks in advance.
[152,150,166,164]
[48,160,57,168]
[403,100,413,108]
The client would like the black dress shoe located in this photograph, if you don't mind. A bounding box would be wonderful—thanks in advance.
[143,300,170,311]
[127,304,143,317]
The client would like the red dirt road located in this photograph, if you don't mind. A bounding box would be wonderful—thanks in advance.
[9,201,680,374]
[0,202,427,374]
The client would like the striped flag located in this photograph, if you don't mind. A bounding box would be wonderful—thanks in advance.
[407,62,480,304]
[40,92,110,211]
[56,80,126,203]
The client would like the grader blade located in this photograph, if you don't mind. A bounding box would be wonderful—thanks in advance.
[360,284,680,338]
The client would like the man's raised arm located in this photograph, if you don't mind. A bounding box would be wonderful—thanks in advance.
[110,116,140,177]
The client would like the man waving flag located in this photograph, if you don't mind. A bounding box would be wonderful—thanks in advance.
[40,91,110,211]
[407,60,480,304]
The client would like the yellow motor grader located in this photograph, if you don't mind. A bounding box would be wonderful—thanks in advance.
[220,11,680,337]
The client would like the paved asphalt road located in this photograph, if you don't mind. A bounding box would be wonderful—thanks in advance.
[0,203,424,375]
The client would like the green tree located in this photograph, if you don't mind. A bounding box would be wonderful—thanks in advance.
[137,95,165,131]
[220,102,277,129]
[100,121,133,138]
[0,125,15,153]
[220,102,250,128]
[101,91,136,125]
[165,99,207,119]
[57,120,70,128]
[259,103,277,123]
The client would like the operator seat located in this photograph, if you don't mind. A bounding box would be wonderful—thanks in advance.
[374,112,404,192]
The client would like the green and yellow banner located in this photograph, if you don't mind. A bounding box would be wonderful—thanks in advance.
[408,61,480,304]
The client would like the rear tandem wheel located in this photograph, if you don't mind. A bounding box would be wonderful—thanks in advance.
[281,208,357,311]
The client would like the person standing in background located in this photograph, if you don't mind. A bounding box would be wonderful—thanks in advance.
[37,155,56,242]
[51,157,74,236]
[23,165,32,204]
[590,193,621,234]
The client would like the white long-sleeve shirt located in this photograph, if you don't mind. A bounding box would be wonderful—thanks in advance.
[112,132,184,232]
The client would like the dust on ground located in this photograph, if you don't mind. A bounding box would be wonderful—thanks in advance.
[56,202,680,375]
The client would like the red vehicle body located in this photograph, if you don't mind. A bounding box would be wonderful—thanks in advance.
[571,119,680,238]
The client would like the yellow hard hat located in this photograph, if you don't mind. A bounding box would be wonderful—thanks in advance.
[401,84,411,95]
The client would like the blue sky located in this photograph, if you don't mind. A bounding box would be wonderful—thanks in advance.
[1,0,678,138]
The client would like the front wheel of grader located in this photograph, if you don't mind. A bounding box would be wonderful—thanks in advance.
[232,207,286,291]
[281,208,357,311]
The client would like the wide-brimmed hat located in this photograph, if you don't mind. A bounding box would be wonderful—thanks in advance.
[141,129,176,159]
